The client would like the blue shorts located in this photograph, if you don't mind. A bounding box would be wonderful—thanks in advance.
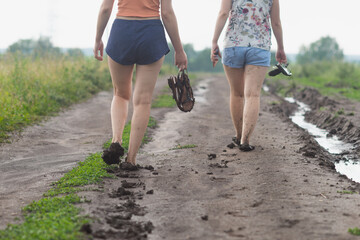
[106,19,170,65]
[222,47,271,68]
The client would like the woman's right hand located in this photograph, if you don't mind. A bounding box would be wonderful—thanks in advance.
[211,43,222,67]
[175,50,188,70]
[93,40,104,61]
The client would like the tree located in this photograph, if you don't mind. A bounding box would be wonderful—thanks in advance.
[296,36,344,64]
[6,37,61,58]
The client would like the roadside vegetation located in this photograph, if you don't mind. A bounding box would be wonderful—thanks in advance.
[0,38,111,143]
[269,36,360,101]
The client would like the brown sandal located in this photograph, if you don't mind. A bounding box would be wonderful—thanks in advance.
[168,70,195,112]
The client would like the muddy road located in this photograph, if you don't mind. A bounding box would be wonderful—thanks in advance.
[1,74,360,239]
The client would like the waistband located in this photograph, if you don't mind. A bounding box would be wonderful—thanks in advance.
[116,16,160,20]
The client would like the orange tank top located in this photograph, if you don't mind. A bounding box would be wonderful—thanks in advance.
[117,0,160,18]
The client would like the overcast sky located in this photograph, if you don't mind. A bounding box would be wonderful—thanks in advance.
[1,0,360,55]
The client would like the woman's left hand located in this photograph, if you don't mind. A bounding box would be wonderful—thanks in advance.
[94,40,104,61]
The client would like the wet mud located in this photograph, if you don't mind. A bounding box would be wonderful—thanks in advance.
[83,167,155,240]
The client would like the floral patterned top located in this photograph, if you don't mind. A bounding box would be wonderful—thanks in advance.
[224,0,273,51]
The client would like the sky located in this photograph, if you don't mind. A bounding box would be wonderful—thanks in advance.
[1,0,360,55]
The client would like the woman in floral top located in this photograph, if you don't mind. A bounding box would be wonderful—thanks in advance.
[211,0,287,151]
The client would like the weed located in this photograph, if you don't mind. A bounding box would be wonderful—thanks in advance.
[337,190,357,194]
[348,227,360,236]
[270,101,280,106]
[170,144,197,150]
[336,108,345,115]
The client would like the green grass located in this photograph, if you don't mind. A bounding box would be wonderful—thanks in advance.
[44,152,115,197]
[0,54,111,143]
[337,190,358,194]
[349,227,360,236]
[170,144,197,150]
[0,194,89,240]
[272,61,360,101]
[0,116,157,239]
[152,94,176,108]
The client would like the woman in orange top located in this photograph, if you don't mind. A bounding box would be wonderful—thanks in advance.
[94,0,188,170]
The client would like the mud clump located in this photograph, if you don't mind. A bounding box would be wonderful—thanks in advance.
[88,167,155,239]
[207,153,217,160]
[209,162,228,168]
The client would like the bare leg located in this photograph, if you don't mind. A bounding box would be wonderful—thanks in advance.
[241,65,267,145]
[223,65,245,141]
[107,57,134,144]
[126,56,165,164]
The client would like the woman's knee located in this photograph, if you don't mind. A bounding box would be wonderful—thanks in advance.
[113,86,131,101]
[230,88,244,98]
[133,93,152,107]
[244,90,261,98]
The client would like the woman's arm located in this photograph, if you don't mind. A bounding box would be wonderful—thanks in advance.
[270,0,287,63]
[161,0,188,70]
[94,0,114,61]
[211,0,232,66]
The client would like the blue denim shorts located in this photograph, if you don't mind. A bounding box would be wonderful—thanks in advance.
[106,19,170,65]
[222,47,271,68]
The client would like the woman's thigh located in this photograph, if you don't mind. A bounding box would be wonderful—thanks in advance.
[132,56,165,105]
[243,65,268,97]
[223,65,245,96]
[108,56,134,99]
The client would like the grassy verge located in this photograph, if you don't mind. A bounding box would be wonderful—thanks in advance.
[0,117,157,240]
[0,55,111,143]
[269,61,360,101]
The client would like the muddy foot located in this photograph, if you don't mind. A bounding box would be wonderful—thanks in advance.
[239,143,255,152]
[120,162,139,171]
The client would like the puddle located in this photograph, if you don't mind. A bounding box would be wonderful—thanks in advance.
[284,97,360,183]
[193,79,212,104]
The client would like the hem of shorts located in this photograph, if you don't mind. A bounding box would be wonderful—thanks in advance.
[223,45,271,52]
[222,62,270,68]
[137,48,170,65]
[105,49,134,65]
[106,48,170,65]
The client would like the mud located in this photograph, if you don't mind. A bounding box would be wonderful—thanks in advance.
[85,167,155,240]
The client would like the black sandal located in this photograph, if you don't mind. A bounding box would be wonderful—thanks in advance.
[232,137,240,146]
[268,63,292,77]
[101,142,124,165]
[239,143,255,152]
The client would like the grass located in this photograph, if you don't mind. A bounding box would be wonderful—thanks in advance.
[0,54,111,143]
[271,61,360,101]
[170,144,197,150]
[0,194,88,240]
[349,227,360,236]
[337,190,358,194]
[0,117,157,239]
[152,94,176,108]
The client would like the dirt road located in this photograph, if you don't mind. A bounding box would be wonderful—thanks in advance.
[1,74,360,239]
